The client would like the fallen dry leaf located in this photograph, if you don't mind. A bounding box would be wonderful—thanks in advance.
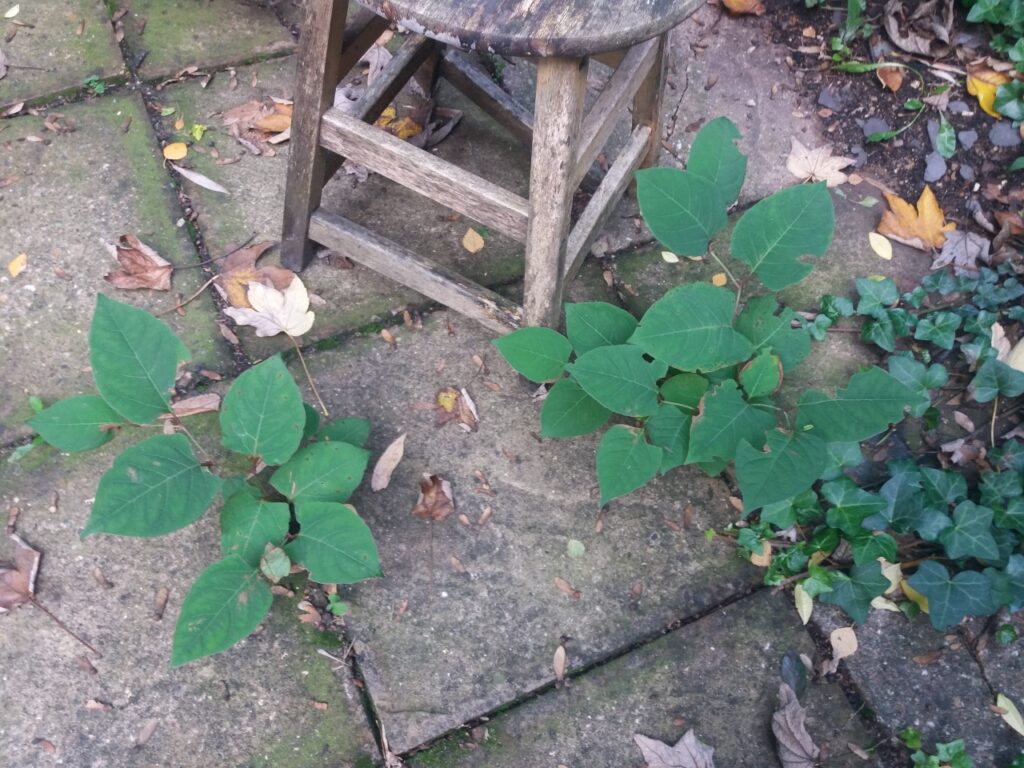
[135,719,159,747]
[170,163,230,195]
[162,142,187,161]
[224,277,315,337]
[152,586,169,620]
[931,230,990,275]
[448,554,467,573]
[554,576,581,599]
[104,235,172,291]
[953,410,976,433]
[553,643,567,682]
[711,272,728,287]
[6,252,26,278]
[411,474,454,522]
[169,393,221,417]
[634,730,716,768]
[868,232,893,261]
[722,0,764,15]
[997,693,1024,737]
[877,186,955,250]
[0,533,39,612]
[359,44,392,84]
[883,0,953,58]
[876,61,904,92]
[786,138,854,188]
[750,541,773,567]
[967,64,1012,119]
[296,599,321,625]
[462,228,485,254]
[371,433,406,492]
[772,683,819,768]
[254,112,291,134]
[84,699,112,712]
[434,387,479,432]
[214,241,294,309]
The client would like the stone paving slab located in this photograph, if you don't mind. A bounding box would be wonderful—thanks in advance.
[0,0,125,107]
[0,432,380,768]
[297,313,761,753]
[0,92,231,447]
[812,605,1017,763]
[409,589,878,767]
[116,0,293,80]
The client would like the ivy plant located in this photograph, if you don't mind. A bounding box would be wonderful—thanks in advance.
[28,296,381,666]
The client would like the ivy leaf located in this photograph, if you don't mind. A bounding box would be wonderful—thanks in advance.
[739,350,782,398]
[920,467,968,506]
[636,167,728,256]
[914,311,962,350]
[171,555,272,667]
[821,478,886,536]
[986,554,1024,611]
[220,355,305,466]
[596,425,663,506]
[270,442,370,502]
[318,417,371,447]
[971,359,1024,403]
[938,501,999,561]
[686,116,747,206]
[848,529,898,565]
[659,373,709,415]
[493,327,572,383]
[819,561,889,623]
[286,501,382,584]
[734,297,810,372]
[566,345,661,417]
[855,276,899,316]
[631,284,753,372]
[730,182,835,290]
[907,561,996,630]
[220,486,290,568]
[89,294,189,424]
[564,302,637,356]
[887,356,947,416]
[735,430,828,511]
[83,434,221,538]
[795,367,924,442]
[28,395,122,452]
[644,404,691,473]
[540,377,611,438]
[687,381,775,464]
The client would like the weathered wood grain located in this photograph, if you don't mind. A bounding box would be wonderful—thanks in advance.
[522,56,587,327]
[352,34,439,121]
[319,106,530,240]
[632,32,669,170]
[438,50,534,147]
[309,210,523,333]
[358,0,704,57]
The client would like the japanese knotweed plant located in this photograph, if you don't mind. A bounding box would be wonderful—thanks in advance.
[28,296,380,666]
[492,117,928,621]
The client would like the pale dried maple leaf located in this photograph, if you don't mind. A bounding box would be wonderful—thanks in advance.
[930,230,991,276]
[634,730,715,768]
[0,533,39,612]
[786,139,854,188]
[224,278,315,338]
[877,186,956,250]
[772,683,819,768]
[214,241,295,308]
[104,235,173,291]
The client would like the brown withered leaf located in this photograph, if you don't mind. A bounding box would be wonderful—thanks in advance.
[135,718,159,747]
[722,0,765,15]
[213,241,295,309]
[772,683,819,768]
[554,576,581,599]
[411,474,454,522]
[634,730,716,768]
[371,433,406,492]
[876,61,904,92]
[221,98,293,148]
[152,586,170,620]
[553,643,567,682]
[0,533,40,612]
[104,235,173,291]
[434,386,479,431]
[883,0,953,58]
[169,393,221,418]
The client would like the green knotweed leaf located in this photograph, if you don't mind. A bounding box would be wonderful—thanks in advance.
[596,425,663,506]
[220,485,290,567]
[220,355,305,465]
[632,284,753,372]
[734,297,811,372]
[564,302,637,356]
[635,167,728,255]
[28,395,121,452]
[907,561,996,630]
[739,350,782,398]
[644,404,691,473]
[287,501,382,583]
[686,116,747,206]
[819,561,889,623]
[89,295,189,424]
[735,430,828,511]
[492,327,572,383]
[84,434,221,538]
[171,555,271,667]
[540,377,611,438]
[318,417,371,446]
[796,366,924,442]
[658,373,709,415]
[270,442,370,502]
[566,345,661,417]
[302,403,321,440]
[730,182,834,290]
[971,359,1024,403]
[938,501,1000,561]
[687,380,775,464]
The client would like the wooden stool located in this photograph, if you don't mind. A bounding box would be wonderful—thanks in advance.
[281,0,701,332]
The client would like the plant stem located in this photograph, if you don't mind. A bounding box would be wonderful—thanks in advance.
[706,247,740,290]
[289,335,328,416]
[159,275,217,316]
[991,395,999,447]
[30,598,100,655]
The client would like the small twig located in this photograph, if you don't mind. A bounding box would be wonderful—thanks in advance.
[288,335,328,416]
[173,233,258,270]
[30,598,100,655]
[991,395,1000,448]
[158,275,217,316]
[175,420,212,461]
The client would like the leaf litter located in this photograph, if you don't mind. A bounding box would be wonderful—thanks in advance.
[104,235,173,291]
[634,730,716,768]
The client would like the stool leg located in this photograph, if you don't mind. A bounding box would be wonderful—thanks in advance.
[632,32,669,170]
[523,56,588,328]
[281,0,349,271]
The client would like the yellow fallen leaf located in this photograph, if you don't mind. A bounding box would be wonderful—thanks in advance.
[162,142,188,161]
[794,583,812,625]
[374,106,397,129]
[254,112,291,134]
[750,541,772,567]
[997,693,1024,737]
[661,251,679,264]
[462,228,485,254]
[967,65,1011,119]
[870,596,901,612]
[879,558,902,595]
[174,116,185,131]
[868,232,893,261]
[436,387,460,413]
[7,252,27,278]
[1007,338,1024,373]
[711,272,728,287]
[901,579,929,613]
[877,186,955,251]
[390,116,422,141]
[722,0,765,15]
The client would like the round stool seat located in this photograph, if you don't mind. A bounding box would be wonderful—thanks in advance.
[357,0,701,57]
